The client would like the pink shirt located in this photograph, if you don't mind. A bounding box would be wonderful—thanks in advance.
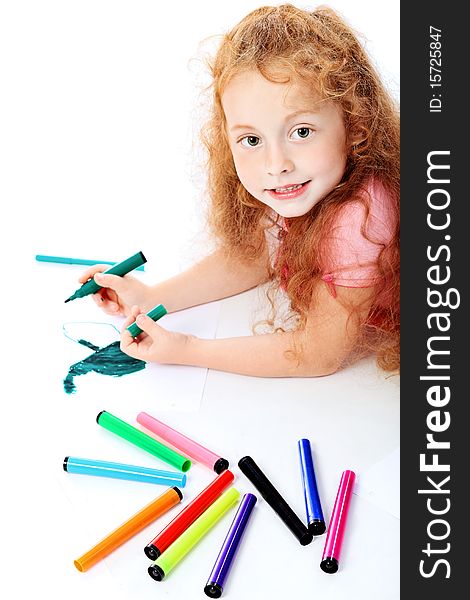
[320,179,396,297]
[266,179,396,299]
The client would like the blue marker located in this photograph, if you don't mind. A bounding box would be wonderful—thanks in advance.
[298,439,326,535]
[35,255,145,270]
[63,456,186,487]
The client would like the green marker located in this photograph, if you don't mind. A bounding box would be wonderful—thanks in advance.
[127,304,167,337]
[148,487,240,581]
[96,411,191,472]
[64,251,147,303]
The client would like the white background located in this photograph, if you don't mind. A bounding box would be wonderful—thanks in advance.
[1,0,399,279]
[0,1,399,598]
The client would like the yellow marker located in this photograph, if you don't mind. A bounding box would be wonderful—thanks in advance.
[148,487,240,581]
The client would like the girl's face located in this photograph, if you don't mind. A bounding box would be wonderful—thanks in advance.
[222,70,348,218]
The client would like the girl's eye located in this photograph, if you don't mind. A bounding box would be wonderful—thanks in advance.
[291,127,312,140]
[240,135,261,147]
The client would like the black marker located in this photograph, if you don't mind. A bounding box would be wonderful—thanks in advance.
[238,455,313,546]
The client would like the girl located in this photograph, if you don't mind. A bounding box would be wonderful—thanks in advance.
[79,4,400,377]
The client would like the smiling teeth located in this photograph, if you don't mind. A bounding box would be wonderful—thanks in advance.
[275,184,303,192]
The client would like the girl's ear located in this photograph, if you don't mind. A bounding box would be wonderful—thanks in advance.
[348,125,369,156]
[344,97,369,153]
[348,125,368,148]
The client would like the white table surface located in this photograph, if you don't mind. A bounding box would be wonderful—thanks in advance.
[3,284,399,600]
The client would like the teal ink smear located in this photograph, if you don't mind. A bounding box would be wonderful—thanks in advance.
[64,341,146,394]
[77,339,100,351]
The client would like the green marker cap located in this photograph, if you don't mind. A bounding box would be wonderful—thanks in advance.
[127,304,167,337]
[96,411,191,472]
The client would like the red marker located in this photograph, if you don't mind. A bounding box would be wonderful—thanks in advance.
[144,469,234,560]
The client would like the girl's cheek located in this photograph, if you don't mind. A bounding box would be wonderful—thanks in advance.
[234,153,253,177]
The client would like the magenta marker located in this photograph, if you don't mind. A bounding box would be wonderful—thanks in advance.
[136,412,229,474]
[320,470,356,574]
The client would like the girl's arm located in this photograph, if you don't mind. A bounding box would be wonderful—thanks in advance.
[81,242,271,316]
[148,244,271,313]
[121,282,374,377]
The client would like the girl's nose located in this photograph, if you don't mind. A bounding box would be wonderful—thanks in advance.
[266,144,294,176]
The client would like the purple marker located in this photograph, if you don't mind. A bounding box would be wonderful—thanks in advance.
[204,493,257,598]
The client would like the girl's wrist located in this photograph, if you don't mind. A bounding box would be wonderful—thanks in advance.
[146,283,167,312]
[177,334,203,367]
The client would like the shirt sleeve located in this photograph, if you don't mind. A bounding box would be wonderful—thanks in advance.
[320,181,396,296]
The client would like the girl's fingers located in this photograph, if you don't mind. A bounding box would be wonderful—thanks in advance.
[120,329,146,359]
[131,305,141,317]
[120,308,155,360]
[94,272,132,293]
[78,264,110,284]
[134,314,162,337]
[121,307,146,342]
[92,290,121,314]
[122,308,140,330]
[92,291,106,305]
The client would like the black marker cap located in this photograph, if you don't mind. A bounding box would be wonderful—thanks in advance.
[213,457,229,474]
[172,486,183,501]
[144,544,160,561]
[298,528,314,546]
[63,456,70,472]
[148,564,165,581]
[320,556,339,574]
[204,582,223,598]
[309,519,326,536]
[96,410,106,423]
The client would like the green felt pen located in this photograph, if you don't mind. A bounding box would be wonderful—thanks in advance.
[148,487,240,581]
[96,411,191,472]
[64,251,147,303]
[127,304,167,337]
[36,254,145,270]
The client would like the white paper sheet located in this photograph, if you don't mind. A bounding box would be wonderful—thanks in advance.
[35,261,221,412]
[354,447,400,519]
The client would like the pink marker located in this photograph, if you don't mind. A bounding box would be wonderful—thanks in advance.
[320,470,356,574]
[136,412,229,474]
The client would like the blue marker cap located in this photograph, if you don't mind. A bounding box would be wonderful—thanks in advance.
[298,439,326,535]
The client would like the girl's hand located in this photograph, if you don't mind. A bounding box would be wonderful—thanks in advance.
[120,305,196,364]
[77,265,151,317]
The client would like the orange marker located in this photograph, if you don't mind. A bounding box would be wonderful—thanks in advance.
[74,486,182,572]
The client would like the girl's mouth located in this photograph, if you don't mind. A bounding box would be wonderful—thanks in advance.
[266,180,311,200]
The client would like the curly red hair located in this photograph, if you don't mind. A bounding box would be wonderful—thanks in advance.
[201,4,400,372]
